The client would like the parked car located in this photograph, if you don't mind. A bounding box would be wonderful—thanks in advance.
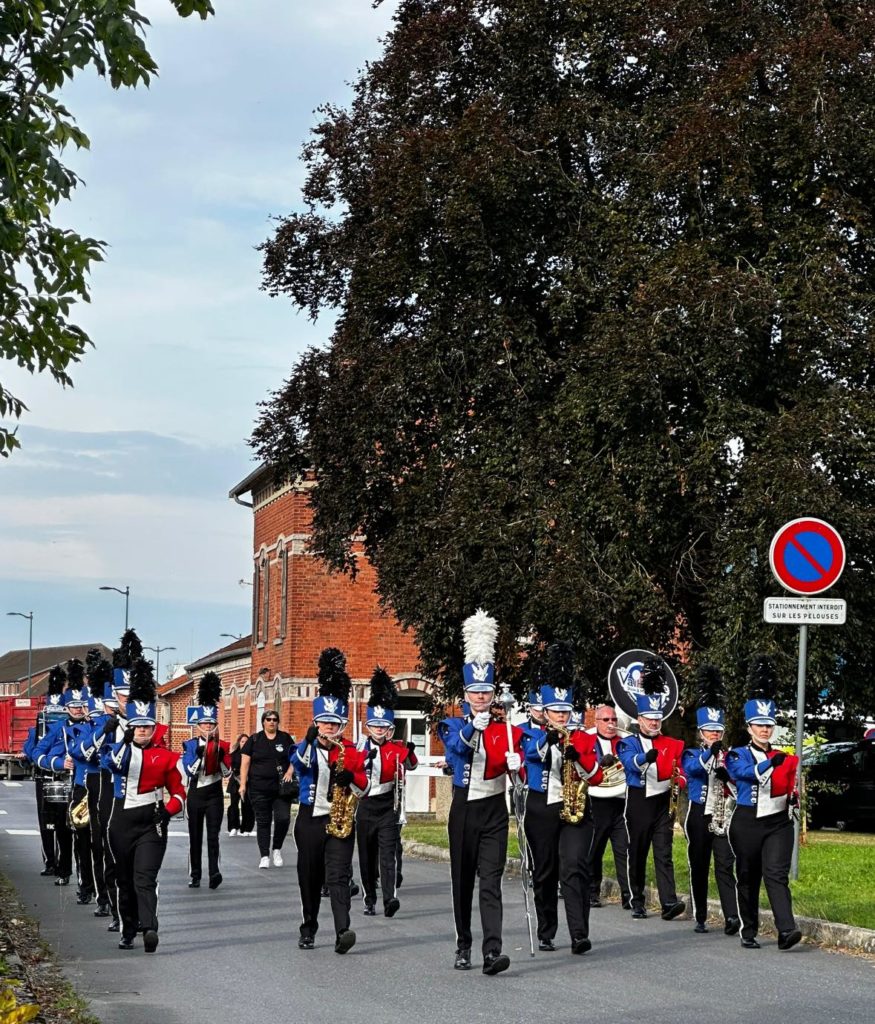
[803,739,875,830]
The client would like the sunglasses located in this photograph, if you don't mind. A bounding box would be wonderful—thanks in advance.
[264,716,279,722]
[598,717,618,722]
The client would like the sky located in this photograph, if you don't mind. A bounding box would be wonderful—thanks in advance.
[0,0,398,676]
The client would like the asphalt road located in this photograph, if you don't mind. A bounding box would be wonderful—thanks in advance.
[0,780,872,1024]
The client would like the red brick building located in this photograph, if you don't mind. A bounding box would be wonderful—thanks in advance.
[228,468,437,812]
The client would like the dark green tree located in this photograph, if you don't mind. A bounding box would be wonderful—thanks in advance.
[0,0,214,457]
[254,0,875,715]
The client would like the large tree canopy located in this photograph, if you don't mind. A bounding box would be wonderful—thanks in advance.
[254,0,875,716]
[0,0,214,457]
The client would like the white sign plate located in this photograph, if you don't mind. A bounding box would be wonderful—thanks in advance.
[763,597,846,625]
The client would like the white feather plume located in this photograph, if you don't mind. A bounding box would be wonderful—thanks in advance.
[462,609,498,665]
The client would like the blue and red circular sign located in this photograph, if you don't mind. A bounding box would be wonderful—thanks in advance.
[769,518,845,595]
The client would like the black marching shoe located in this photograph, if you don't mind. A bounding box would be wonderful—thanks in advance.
[631,907,648,919]
[694,922,708,934]
[571,937,592,955]
[538,939,556,952]
[724,916,741,936]
[589,894,603,908]
[320,884,330,898]
[188,878,200,888]
[335,929,356,955]
[454,948,472,971]
[740,937,761,949]
[93,902,111,918]
[107,919,120,933]
[363,903,376,916]
[661,901,686,921]
[76,890,94,905]
[349,881,360,899]
[208,873,223,890]
[118,936,135,951]
[143,930,159,954]
[384,898,400,918]
[778,929,802,951]
[298,935,315,950]
[39,865,56,877]
[54,876,70,887]
[482,952,510,976]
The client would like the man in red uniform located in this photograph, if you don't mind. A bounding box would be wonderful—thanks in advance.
[103,658,185,953]
[617,658,686,921]
[355,667,418,918]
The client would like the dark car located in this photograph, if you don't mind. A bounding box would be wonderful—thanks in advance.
[803,739,875,830]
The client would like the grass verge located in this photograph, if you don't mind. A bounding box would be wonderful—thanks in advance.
[403,823,875,930]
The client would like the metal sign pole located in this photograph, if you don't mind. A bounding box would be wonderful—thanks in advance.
[790,622,808,881]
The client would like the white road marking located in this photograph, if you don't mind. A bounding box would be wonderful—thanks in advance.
[1,781,22,787]
[0,809,8,814]
[6,829,39,836]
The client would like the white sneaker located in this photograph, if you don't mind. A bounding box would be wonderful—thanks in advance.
[272,849,284,868]
[229,829,238,837]
[258,856,270,869]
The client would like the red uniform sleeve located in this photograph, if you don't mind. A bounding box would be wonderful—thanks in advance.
[770,753,799,798]
[571,731,604,785]
[334,743,369,792]
[161,749,186,815]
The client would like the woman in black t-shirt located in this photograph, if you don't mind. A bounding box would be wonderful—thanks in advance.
[239,712,295,868]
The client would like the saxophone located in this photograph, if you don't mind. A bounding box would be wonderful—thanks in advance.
[325,736,358,839]
[706,747,735,836]
[556,725,587,824]
[69,791,90,829]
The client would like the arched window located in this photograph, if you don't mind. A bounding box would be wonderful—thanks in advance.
[278,542,288,641]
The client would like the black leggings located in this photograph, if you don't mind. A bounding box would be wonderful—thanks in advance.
[249,788,291,857]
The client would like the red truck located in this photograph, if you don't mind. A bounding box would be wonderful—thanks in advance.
[0,696,44,778]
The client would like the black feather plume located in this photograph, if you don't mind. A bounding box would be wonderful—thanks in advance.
[641,657,667,696]
[543,642,576,692]
[85,648,103,678]
[128,658,156,705]
[47,665,67,696]
[197,671,222,709]
[113,628,143,669]
[66,658,85,690]
[693,664,726,710]
[88,656,113,689]
[368,666,397,709]
[747,654,778,701]
[318,647,350,705]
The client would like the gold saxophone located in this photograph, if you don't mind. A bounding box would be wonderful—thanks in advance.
[69,791,90,829]
[325,736,358,839]
[555,725,587,824]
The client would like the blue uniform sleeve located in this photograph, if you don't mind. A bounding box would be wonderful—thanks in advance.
[682,747,710,780]
[34,726,66,773]
[22,727,37,763]
[180,738,203,779]
[103,738,132,775]
[292,738,313,771]
[617,736,646,776]
[521,729,549,764]
[726,747,772,783]
[69,723,96,769]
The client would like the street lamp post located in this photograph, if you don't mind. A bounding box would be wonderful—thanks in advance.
[6,611,33,698]
[99,585,130,630]
[219,633,243,641]
[144,646,176,684]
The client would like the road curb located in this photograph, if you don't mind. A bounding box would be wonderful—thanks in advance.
[403,839,875,956]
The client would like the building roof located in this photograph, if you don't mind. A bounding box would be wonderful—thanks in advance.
[158,674,193,698]
[0,643,113,688]
[186,635,252,673]
[229,464,269,500]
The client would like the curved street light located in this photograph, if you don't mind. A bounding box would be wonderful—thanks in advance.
[99,585,130,630]
[6,611,33,697]
[144,645,176,683]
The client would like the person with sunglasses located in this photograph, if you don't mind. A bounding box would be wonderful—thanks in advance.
[239,710,294,869]
[586,703,632,909]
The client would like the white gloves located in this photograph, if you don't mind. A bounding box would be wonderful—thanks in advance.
[472,711,491,731]
[505,752,521,772]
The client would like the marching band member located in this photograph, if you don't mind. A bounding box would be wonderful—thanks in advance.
[33,665,76,887]
[726,656,802,951]
[181,672,231,890]
[25,667,68,877]
[103,658,185,953]
[290,648,369,953]
[617,657,686,921]
[355,667,418,918]
[587,703,632,909]
[80,650,115,918]
[681,665,740,935]
[437,610,523,976]
[521,643,603,956]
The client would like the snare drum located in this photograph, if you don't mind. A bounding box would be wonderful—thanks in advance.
[43,778,73,804]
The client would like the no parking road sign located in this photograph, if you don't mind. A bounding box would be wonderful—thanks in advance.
[769,518,845,596]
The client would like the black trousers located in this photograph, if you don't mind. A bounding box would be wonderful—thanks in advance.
[524,790,593,943]
[85,773,108,904]
[34,777,56,869]
[589,795,631,903]
[108,802,168,941]
[728,805,796,940]
[624,787,678,910]
[249,787,292,857]
[70,783,94,894]
[684,801,738,923]
[98,769,119,920]
[448,789,508,956]
[227,778,255,833]
[294,804,355,939]
[356,792,400,909]
[43,788,73,878]
[187,782,224,881]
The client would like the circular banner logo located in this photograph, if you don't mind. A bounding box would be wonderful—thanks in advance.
[607,649,678,720]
